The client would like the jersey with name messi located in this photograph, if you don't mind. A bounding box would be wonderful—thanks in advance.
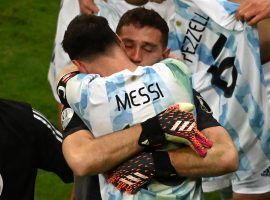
[168,0,270,185]
[64,58,194,135]
[48,0,175,103]
[64,58,203,200]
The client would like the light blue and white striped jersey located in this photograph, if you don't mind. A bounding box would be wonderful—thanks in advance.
[168,0,270,189]
[65,59,203,200]
[65,59,194,135]
[48,0,175,102]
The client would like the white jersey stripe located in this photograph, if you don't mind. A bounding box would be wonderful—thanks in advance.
[32,109,63,142]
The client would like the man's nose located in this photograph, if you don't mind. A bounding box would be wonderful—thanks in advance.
[130,48,142,64]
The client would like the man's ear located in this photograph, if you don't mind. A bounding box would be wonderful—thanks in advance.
[72,59,88,73]
[162,48,171,59]
[116,34,126,51]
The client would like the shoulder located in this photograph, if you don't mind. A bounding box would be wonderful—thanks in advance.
[160,58,191,76]
[0,99,35,135]
[0,99,32,115]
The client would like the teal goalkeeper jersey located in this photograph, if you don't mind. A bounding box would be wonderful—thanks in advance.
[64,58,203,200]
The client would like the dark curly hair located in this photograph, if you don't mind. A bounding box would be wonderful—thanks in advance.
[62,14,119,60]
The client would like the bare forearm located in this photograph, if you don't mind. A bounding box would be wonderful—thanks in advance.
[63,125,143,176]
[169,126,239,177]
[85,126,143,173]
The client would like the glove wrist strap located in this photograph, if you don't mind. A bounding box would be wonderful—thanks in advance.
[152,151,177,177]
[139,116,165,148]
[152,151,186,186]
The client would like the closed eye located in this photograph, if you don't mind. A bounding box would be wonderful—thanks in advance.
[142,43,157,52]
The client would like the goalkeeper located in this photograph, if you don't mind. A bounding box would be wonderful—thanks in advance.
[57,14,238,200]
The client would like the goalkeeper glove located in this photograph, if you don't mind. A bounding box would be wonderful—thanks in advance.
[138,103,213,157]
[107,152,154,194]
[107,151,183,194]
[158,103,213,157]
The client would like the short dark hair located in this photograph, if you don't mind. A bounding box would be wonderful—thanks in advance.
[125,0,148,6]
[116,7,169,48]
[62,14,119,60]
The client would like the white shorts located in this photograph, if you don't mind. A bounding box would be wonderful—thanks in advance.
[202,165,270,194]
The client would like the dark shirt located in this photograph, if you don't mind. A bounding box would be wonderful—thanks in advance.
[0,99,73,200]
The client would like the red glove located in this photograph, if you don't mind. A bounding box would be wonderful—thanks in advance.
[159,103,213,157]
[107,151,182,194]
[107,152,155,194]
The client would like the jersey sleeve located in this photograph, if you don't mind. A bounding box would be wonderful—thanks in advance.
[56,71,83,107]
[31,108,73,183]
[56,71,98,134]
[192,89,220,130]
[61,106,89,139]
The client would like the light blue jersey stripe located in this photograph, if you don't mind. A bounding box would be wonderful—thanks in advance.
[217,0,239,14]
[170,0,270,188]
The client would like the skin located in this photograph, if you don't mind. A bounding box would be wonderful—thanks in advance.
[118,24,170,66]
[258,19,270,62]
[233,0,270,25]
[63,114,238,178]
[78,0,100,14]
[63,124,143,176]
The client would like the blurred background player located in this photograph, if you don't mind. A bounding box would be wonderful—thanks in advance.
[167,1,270,200]
[0,98,73,199]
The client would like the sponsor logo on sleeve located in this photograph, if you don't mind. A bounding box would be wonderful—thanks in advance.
[196,95,212,114]
[61,108,74,130]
